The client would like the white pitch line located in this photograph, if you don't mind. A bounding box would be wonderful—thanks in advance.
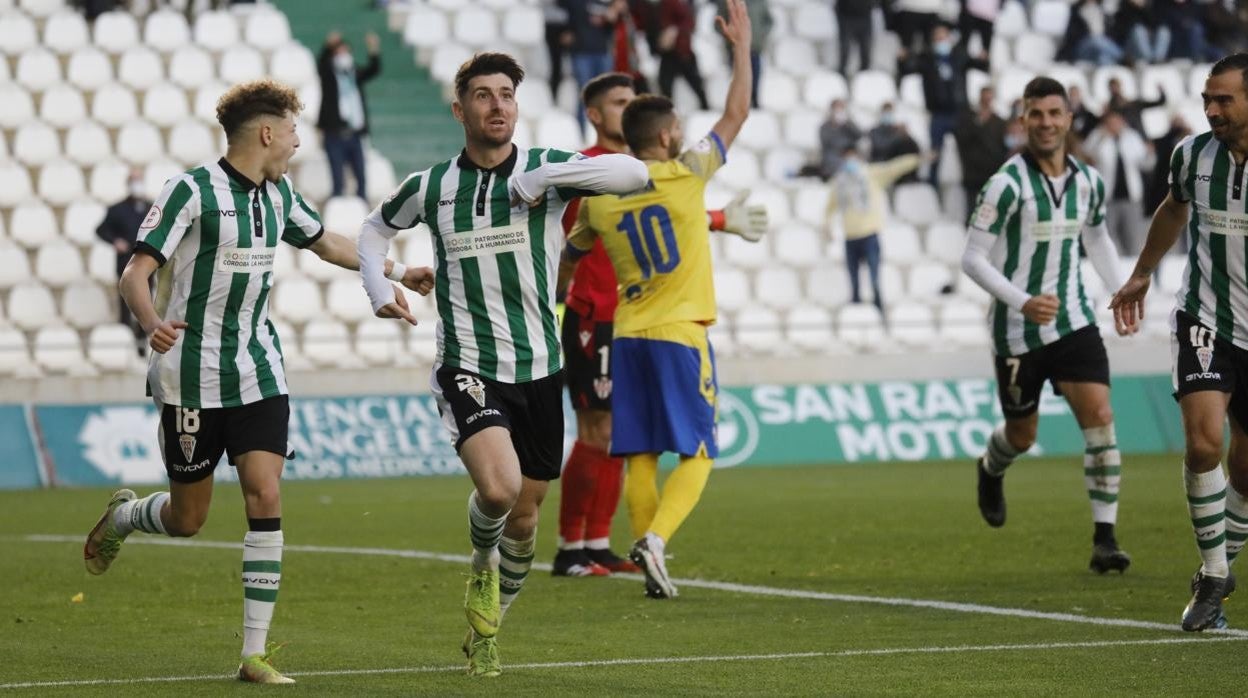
[1,636,1244,690]
[22,534,1248,637]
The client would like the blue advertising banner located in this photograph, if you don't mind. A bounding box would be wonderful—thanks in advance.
[0,405,42,490]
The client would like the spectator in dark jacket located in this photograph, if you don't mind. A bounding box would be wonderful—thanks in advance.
[1068,85,1100,140]
[635,0,709,110]
[96,168,151,335]
[819,98,862,178]
[867,102,921,184]
[564,0,624,130]
[909,23,988,185]
[1105,77,1166,135]
[1056,0,1124,65]
[834,0,876,77]
[1115,0,1170,63]
[954,86,1008,213]
[317,31,381,200]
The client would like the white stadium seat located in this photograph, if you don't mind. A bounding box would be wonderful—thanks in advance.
[169,46,215,90]
[995,0,1029,38]
[116,121,165,165]
[1013,34,1056,72]
[143,9,190,52]
[92,11,139,54]
[16,48,62,91]
[10,201,58,249]
[87,240,118,284]
[90,82,139,127]
[62,281,113,329]
[0,83,34,128]
[429,43,472,84]
[1030,0,1070,36]
[802,70,848,110]
[1158,255,1186,296]
[956,272,992,305]
[243,9,291,50]
[366,150,398,203]
[1140,64,1186,101]
[43,11,89,54]
[270,43,316,89]
[322,196,370,238]
[723,233,768,270]
[893,183,942,228]
[742,185,790,227]
[63,199,106,247]
[0,12,37,55]
[736,304,786,355]
[35,239,85,288]
[13,121,60,165]
[143,160,183,200]
[302,319,361,369]
[356,320,405,366]
[850,70,897,112]
[143,83,190,127]
[1092,65,1137,104]
[786,305,834,352]
[37,159,87,207]
[736,111,782,152]
[271,276,323,323]
[0,325,37,377]
[898,73,925,110]
[1189,63,1214,100]
[837,303,886,350]
[714,267,750,313]
[67,46,113,90]
[881,221,922,266]
[117,45,164,90]
[759,71,799,112]
[889,301,938,348]
[88,324,140,372]
[907,261,955,300]
[20,0,65,18]
[403,6,449,49]
[713,150,760,191]
[326,278,372,322]
[193,10,240,51]
[924,222,967,265]
[219,45,265,84]
[35,325,95,375]
[938,298,990,348]
[806,267,852,308]
[293,154,332,204]
[194,82,228,123]
[502,5,543,46]
[773,224,824,270]
[762,146,807,182]
[8,282,59,330]
[0,241,33,287]
[0,162,34,208]
[454,5,498,47]
[791,1,835,41]
[40,83,87,128]
[88,159,129,203]
[274,245,299,278]
[168,120,216,166]
[753,267,803,310]
[534,110,583,152]
[772,39,818,78]
[267,320,311,371]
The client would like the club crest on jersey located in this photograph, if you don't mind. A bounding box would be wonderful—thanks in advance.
[972,201,997,230]
[140,205,162,229]
[1198,346,1214,375]
[593,377,612,399]
[456,374,487,408]
[178,434,196,462]
[579,330,592,348]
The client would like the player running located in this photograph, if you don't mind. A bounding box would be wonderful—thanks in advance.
[1111,54,1248,631]
[356,53,648,676]
[553,71,766,578]
[564,0,754,600]
[82,79,433,684]
[961,76,1132,574]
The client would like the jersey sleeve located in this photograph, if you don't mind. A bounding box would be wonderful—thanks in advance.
[967,173,1019,236]
[280,176,324,249]
[566,197,599,255]
[1169,138,1192,204]
[376,172,426,230]
[1085,166,1108,226]
[676,132,727,181]
[545,149,593,202]
[134,175,198,265]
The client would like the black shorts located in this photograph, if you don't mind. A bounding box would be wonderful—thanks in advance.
[561,305,613,411]
[159,395,290,483]
[432,366,565,481]
[994,325,1110,418]
[1172,310,1248,429]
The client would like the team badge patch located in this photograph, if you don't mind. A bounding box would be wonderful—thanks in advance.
[972,200,997,230]
[140,205,162,229]
[456,374,487,408]
[178,434,196,462]
[1197,346,1214,375]
[593,377,612,400]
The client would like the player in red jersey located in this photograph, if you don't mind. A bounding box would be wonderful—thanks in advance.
[553,72,766,577]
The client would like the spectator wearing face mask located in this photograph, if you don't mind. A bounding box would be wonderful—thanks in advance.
[953,86,1008,213]
[824,147,922,312]
[907,23,988,186]
[317,30,382,200]
[819,98,863,179]
[867,103,922,184]
[96,167,153,337]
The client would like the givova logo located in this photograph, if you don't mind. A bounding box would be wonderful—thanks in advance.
[715,392,759,467]
[79,407,165,484]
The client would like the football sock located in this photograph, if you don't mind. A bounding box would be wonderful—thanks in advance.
[498,531,535,619]
[113,491,169,536]
[557,440,597,551]
[1185,464,1228,578]
[1083,425,1121,526]
[586,450,625,548]
[468,491,506,573]
[241,519,282,658]
[1225,481,1248,564]
[625,453,660,540]
[648,453,714,543]
[981,425,1023,477]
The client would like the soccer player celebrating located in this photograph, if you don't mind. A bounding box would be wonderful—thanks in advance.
[356,53,648,676]
[553,71,766,578]
[564,0,754,600]
[1111,54,1248,631]
[961,77,1132,574]
[82,79,433,684]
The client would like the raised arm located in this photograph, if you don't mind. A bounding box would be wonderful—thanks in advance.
[710,0,753,150]
[508,153,649,206]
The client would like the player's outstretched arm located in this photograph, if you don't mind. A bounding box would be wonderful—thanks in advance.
[709,0,753,151]
[1109,191,1188,335]
[509,153,650,207]
[356,214,420,325]
[120,252,186,354]
[714,191,768,242]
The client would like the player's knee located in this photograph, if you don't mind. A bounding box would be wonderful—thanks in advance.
[476,481,520,513]
[1004,420,1037,451]
[165,509,207,537]
[1185,431,1224,470]
[242,485,281,518]
[505,510,539,540]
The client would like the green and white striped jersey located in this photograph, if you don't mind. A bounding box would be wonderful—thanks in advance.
[1168,132,1248,349]
[367,146,588,383]
[970,152,1108,357]
[136,158,323,409]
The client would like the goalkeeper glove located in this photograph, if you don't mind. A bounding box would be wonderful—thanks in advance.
[720,190,768,242]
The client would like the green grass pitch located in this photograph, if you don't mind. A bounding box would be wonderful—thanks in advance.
[1,454,1244,695]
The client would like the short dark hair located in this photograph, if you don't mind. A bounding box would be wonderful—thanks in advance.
[621,94,675,153]
[216,79,302,142]
[454,52,525,99]
[582,72,634,109]
[1022,76,1069,107]
[1211,53,1248,92]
